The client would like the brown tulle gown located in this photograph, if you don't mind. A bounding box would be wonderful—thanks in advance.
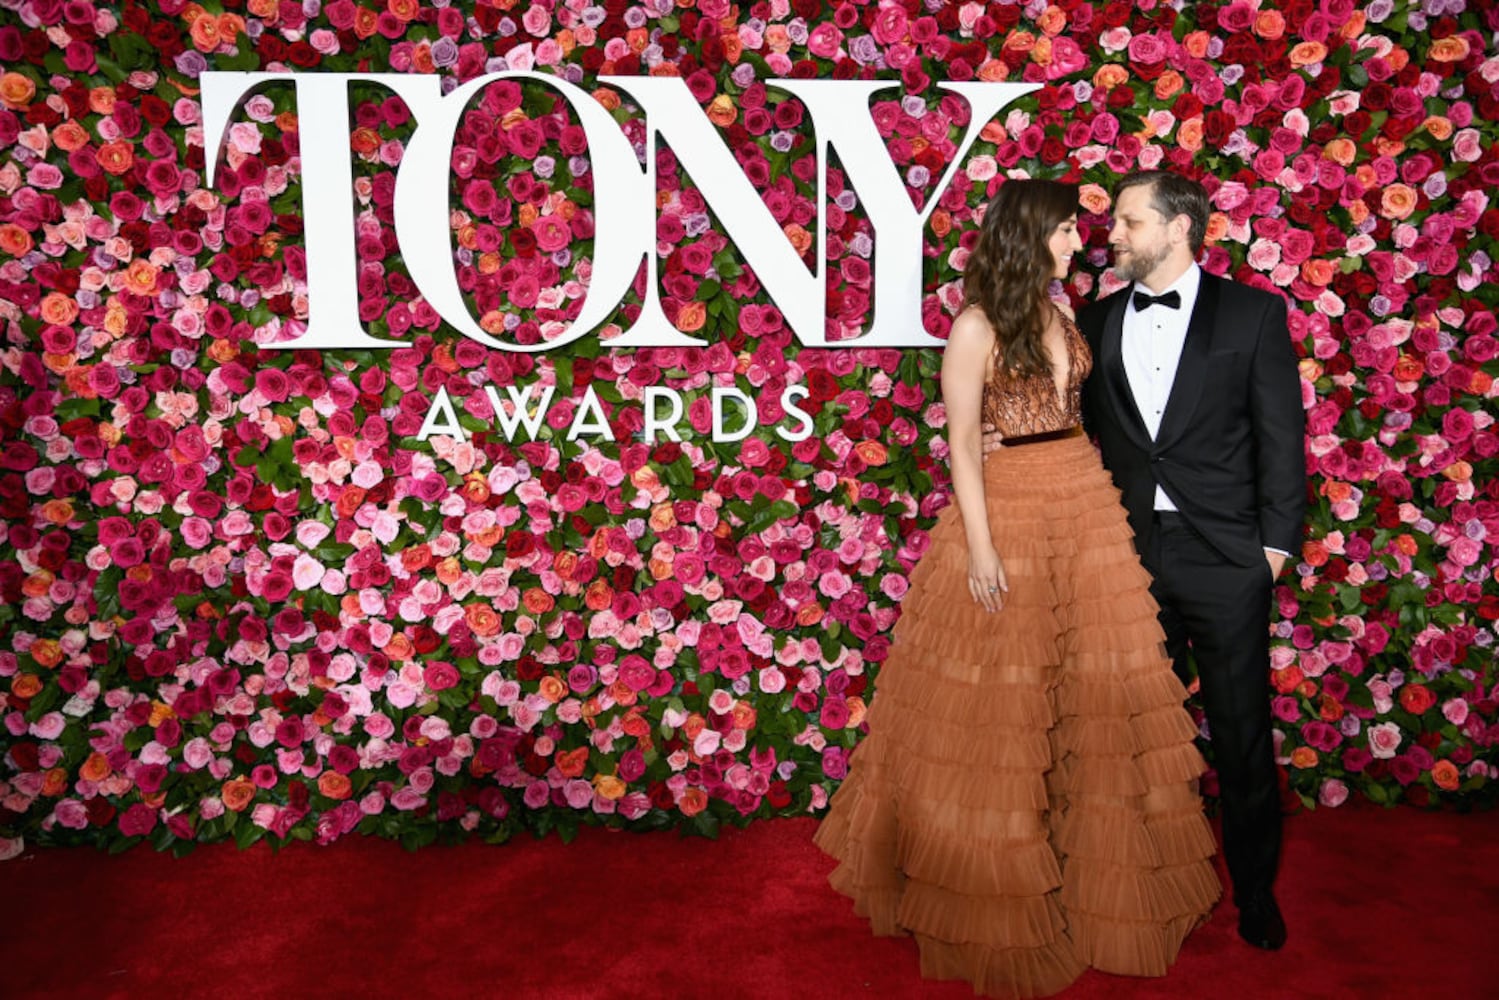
[814,315,1221,998]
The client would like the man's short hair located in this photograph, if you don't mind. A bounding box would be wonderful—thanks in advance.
[1116,170,1210,252]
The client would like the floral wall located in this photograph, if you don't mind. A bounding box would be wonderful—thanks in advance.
[1,0,1496,855]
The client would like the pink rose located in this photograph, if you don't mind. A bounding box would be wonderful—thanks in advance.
[1317,779,1349,807]
[117,803,158,837]
[1367,722,1402,759]
[807,23,843,58]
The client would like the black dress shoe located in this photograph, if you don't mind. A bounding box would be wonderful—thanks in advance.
[1237,894,1287,950]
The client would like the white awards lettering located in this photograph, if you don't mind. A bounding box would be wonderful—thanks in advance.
[201,72,1036,353]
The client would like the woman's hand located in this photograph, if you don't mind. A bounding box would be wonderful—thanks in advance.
[967,545,1009,613]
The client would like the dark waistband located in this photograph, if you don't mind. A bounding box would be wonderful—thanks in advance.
[1000,426,1084,447]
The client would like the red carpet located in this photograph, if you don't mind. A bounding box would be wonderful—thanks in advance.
[2,803,1494,999]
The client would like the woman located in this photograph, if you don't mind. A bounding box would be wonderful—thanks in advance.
[814,180,1220,998]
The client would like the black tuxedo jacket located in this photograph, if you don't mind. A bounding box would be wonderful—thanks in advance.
[1078,273,1307,568]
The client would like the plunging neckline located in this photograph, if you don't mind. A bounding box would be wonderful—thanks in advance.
[1044,310,1071,408]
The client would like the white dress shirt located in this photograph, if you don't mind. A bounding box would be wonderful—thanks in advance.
[1122,264,1201,512]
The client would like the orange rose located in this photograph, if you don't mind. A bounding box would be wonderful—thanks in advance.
[1430,760,1460,791]
[190,13,222,51]
[718,31,742,64]
[730,701,757,731]
[21,570,53,602]
[846,696,868,728]
[555,746,590,778]
[51,120,90,152]
[594,774,626,800]
[1380,184,1418,220]
[620,710,650,739]
[318,772,352,800]
[781,223,812,256]
[0,222,33,257]
[522,588,556,615]
[1318,694,1344,723]
[607,680,638,707]
[1204,212,1229,245]
[400,544,433,573]
[1442,461,1472,483]
[1392,355,1424,382]
[1272,664,1304,694]
[1077,184,1111,217]
[1300,260,1336,287]
[676,300,708,333]
[465,604,502,637]
[459,472,490,504]
[10,673,44,699]
[1322,481,1353,504]
[29,639,63,669]
[1288,41,1327,66]
[1037,5,1066,35]
[854,440,888,466]
[222,778,256,812]
[42,767,68,797]
[925,207,952,240]
[678,787,708,816]
[1290,746,1318,769]
[705,94,736,128]
[0,71,36,109]
[1322,138,1357,166]
[1176,117,1205,153]
[80,751,113,782]
[384,633,415,661]
[1248,10,1284,37]
[1004,30,1036,53]
[96,140,134,176]
[976,59,1009,82]
[795,603,824,627]
[40,499,74,525]
[584,579,614,612]
[1422,116,1453,142]
[539,675,568,704]
[389,0,420,22]
[1153,70,1185,101]
[123,259,160,295]
[1181,31,1211,59]
[1429,37,1470,62]
[681,713,707,741]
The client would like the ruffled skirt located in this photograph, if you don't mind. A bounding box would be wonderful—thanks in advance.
[814,433,1221,998]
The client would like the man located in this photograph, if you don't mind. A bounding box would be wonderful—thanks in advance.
[1077,170,1306,950]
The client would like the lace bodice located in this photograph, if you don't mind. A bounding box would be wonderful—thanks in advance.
[981,315,1091,438]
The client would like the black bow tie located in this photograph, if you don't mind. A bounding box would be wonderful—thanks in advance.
[1133,289,1181,311]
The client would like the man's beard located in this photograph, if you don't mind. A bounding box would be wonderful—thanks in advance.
[1112,241,1169,283]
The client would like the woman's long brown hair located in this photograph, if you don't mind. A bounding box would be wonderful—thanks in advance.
[962,179,1079,379]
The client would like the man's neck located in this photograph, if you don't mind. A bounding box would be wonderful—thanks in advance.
[1138,258,1194,294]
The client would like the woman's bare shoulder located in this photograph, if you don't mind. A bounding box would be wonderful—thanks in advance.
[948,306,997,351]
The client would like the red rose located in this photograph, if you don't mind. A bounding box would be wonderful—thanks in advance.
[1399,684,1436,716]
[766,781,792,810]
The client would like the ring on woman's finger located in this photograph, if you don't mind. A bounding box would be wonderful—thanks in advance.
[988,586,998,593]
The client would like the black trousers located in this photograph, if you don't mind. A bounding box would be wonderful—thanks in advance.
[1140,511,1280,906]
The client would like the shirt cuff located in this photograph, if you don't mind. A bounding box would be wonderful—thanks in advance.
[1263,547,1291,558]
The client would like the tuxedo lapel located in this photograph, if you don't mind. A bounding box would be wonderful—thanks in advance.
[1154,272,1220,450]
[1099,291,1152,450]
